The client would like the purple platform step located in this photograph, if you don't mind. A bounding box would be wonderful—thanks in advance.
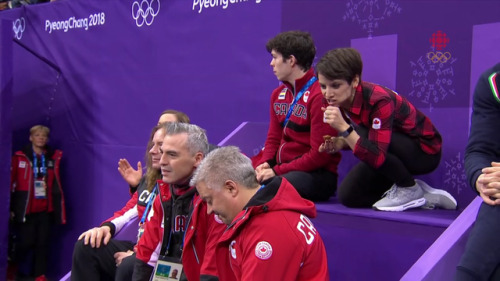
[219,121,468,280]
[316,198,458,228]
[314,198,460,281]
[401,196,482,281]
[217,121,269,157]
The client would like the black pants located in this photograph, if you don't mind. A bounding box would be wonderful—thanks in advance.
[456,202,500,280]
[338,126,441,207]
[71,238,135,281]
[10,212,51,277]
[281,169,338,202]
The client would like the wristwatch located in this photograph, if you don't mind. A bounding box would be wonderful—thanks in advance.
[339,125,354,138]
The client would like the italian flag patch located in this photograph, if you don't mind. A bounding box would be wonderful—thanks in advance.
[489,72,500,103]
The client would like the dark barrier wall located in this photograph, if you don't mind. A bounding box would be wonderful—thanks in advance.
[1,0,500,279]
[0,18,13,279]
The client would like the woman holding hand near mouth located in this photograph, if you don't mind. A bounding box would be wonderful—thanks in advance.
[316,47,456,212]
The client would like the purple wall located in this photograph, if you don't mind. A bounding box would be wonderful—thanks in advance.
[0,0,281,278]
[1,0,500,279]
[1,17,13,279]
[283,0,500,209]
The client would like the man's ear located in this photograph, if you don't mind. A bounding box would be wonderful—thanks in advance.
[224,180,239,198]
[288,55,297,67]
[193,152,204,167]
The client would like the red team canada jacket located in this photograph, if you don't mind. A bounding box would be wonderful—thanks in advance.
[134,183,225,281]
[216,177,329,281]
[10,146,66,224]
[256,68,341,175]
[184,196,226,281]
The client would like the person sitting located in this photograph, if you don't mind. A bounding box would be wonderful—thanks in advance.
[71,124,165,281]
[191,146,329,280]
[254,30,341,202]
[315,47,456,211]
[132,123,225,281]
[118,109,217,195]
[455,62,500,280]
[118,109,191,195]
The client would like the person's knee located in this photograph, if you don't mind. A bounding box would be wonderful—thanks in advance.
[337,186,358,207]
[115,255,135,281]
[73,239,91,259]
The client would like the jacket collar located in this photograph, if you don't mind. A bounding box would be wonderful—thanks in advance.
[282,68,316,94]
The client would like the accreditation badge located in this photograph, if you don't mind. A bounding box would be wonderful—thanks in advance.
[34,180,47,199]
[152,256,183,281]
[137,223,145,243]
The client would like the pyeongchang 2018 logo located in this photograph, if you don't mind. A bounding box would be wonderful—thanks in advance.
[13,17,26,40]
[132,0,160,27]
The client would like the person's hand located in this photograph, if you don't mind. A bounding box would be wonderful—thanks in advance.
[319,136,346,154]
[77,226,112,248]
[255,162,270,173]
[322,106,349,132]
[114,250,134,267]
[476,162,500,205]
[118,159,142,187]
[256,167,275,183]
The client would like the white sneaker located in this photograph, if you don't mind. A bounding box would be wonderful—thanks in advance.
[372,183,426,212]
[416,179,457,210]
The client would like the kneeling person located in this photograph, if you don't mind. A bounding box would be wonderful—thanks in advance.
[191,146,329,281]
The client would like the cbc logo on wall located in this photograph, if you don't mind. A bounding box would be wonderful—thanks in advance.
[13,17,26,40]
[132,0,160,27]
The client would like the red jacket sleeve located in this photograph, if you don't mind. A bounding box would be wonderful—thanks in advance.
[101,192,139,236]
[200,213,226,277]
[353,98,393,169]
[273,91,339,175]
[259,90,283,165]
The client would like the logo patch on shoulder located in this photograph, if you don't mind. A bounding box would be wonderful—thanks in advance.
[303,91,310,103]
[230,240,237,259]
[214,214,223,224]
[489,72,500,103]
[372,118,381,130]
[19,161,26,168]
[255,241,273,260]
[278,88,287,100]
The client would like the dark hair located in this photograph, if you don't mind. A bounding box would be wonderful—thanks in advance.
[159,109,190,124]
[266,30,316,71]
[316,48,363,84]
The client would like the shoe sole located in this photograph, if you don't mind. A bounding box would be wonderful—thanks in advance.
[373,197,426,212]
[416,179,457,210]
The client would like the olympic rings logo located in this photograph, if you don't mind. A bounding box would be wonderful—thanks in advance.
[427,51,451,64]
[132,0,160,27]
[13,17,26,40]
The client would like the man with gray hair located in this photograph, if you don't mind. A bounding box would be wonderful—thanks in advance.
[132,122,225,281]
[191,146,329,281]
